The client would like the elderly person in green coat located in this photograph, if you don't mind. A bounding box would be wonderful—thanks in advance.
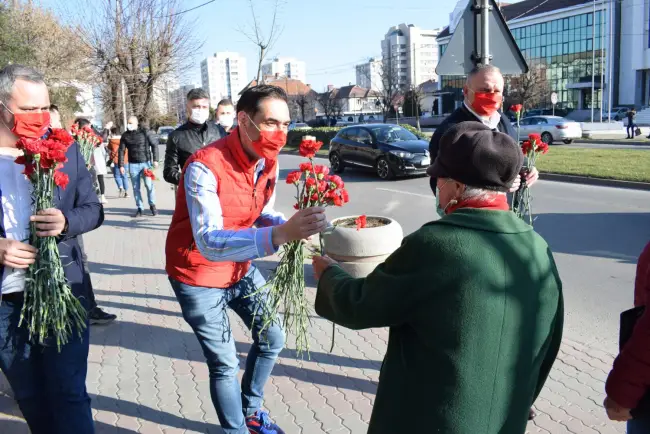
[312,121,564,434]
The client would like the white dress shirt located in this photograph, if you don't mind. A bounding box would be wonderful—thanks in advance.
[464,102,502,130]
[0,149,32,294]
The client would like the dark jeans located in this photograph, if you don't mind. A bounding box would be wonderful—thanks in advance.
[628,417,650,433]
[0,296,93,434]
[627,123,637,138]
[169,266,285,434]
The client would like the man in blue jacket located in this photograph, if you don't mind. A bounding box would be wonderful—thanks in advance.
[0,64,104,434]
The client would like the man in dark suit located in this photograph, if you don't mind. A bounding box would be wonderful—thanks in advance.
[0,64,103,434]
[429,65,539,194]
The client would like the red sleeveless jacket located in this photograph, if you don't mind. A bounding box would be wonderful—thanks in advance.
[165,128,277,288]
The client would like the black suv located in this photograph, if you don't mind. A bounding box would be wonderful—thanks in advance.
[329,124,430,180]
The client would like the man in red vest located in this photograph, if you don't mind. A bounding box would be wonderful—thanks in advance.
[166,85,327,434]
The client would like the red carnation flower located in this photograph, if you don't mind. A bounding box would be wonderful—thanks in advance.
[528,133,543,144]
[355,215,367,230]
[521,140,533,155]
[328,175,344,189]
[340,188,350,204]
[332,194,343,207]
[299,139,323,159]
[305,177,317,189]
[285,170,302,184]
[510,104,523,114]
[48,129,74,146]
[53,170,69,189]
[536,142,550,154]
[14,155,26,165]
[22,163,35,177]
[299,162,312,172]
[318,180,328,192]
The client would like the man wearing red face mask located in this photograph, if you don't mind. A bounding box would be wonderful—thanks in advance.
[429,65,539,195]
[165,85,327,434]
[0,64,103,434]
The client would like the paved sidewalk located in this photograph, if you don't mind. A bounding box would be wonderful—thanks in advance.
[0,175,627,434]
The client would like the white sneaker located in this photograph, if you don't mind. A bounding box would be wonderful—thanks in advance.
[100,195,108,204]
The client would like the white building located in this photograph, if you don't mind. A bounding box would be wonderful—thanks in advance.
[261,57,307,83]
[619,0,650,109]
[201,52,247,108]
[153,74,179,115]
[170,84,200,123]
[381,24,441,89]
[355,58,383,92]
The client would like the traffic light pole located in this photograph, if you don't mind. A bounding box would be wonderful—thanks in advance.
[480,0,491,65]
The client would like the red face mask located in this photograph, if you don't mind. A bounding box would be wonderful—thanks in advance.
[245,114,287,160]
[470,91,502,117]
[251,129,287,160]
[2,104,51,139]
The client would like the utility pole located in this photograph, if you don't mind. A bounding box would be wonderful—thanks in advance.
[599,0,604,122]
[607,0,613,122]
[480,0,491,65]
[121,77,127,132]
[590,0,596,123]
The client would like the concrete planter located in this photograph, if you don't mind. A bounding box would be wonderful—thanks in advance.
[322,216,404,278]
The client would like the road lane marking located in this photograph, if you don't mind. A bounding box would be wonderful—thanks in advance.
[376,188,432,198]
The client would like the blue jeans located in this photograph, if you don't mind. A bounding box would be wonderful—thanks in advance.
[0,297,93,434]
[628,417,650,433]
[169,266,285,434]
[114,163,129,191]
[129,162,155,210]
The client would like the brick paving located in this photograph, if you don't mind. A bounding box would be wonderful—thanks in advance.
[0,175,628,433]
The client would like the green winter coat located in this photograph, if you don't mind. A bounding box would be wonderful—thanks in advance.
[315,209,564,434]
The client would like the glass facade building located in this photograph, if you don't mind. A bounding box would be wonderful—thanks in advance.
[437,6,609,114]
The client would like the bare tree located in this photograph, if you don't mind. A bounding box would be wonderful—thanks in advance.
[507,63,550,112]
[75,0,201,126]
[292,91,315,122]
[316,90,344,124]
[403,85,425,130]
[374,58,403,123]
[238,0,283,83]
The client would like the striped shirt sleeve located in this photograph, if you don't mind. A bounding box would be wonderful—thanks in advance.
[184,162,278,262]
[255,164,287,228]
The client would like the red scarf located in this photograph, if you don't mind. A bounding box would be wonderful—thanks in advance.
[446,194,510,215]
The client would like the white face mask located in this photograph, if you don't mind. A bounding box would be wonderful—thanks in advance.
[190,108,209,125]
[127,123,137,131]
[217,114,234,129]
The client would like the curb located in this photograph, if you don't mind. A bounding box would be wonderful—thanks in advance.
[575,139,650,145]
[540,173,650,191]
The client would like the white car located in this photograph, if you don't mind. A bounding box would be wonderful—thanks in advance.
[516,116,582,144]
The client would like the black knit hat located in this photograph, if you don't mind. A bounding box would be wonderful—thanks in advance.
[427,121,523,191]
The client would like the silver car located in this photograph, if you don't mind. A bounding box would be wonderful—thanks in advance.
[516,116,582,144]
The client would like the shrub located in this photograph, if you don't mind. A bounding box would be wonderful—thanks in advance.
[287,127,342,150]
[399,124,427,139]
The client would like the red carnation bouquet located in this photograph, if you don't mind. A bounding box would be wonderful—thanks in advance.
[510,104,524,143]
[260,137,349,354]
[512,133,549,226]
[70,123,101,167]
[143,168,156,180]
[14,129,87,350]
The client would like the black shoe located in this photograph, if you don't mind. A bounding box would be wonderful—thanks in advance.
[528,408,536,420]
[134,209,143,218]
[89,307,117,325]
[150,205,158,216]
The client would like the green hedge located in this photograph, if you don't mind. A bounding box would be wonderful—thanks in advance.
[287,127,341,149]
[399,124,428,139]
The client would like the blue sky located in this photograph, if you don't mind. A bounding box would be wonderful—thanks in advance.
[41,0,518,91]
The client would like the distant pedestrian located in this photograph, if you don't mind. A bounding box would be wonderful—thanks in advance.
[626,108,637,139]
[215,98,235,134]
[163,88,224,188]
[119,115,159,217]
[107,128,129,197]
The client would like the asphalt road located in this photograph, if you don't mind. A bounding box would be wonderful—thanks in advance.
[275,154,650,354]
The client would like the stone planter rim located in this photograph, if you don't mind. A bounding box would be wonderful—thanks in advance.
[328,215,397,231]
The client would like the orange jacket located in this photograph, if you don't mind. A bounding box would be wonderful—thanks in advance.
[165,129,277,288]
[107,137,127,164]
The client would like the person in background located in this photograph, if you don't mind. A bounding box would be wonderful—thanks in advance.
[163,88,224,188]
[107,127,129,197]
[428,65,539,197]
[625,108,637,139]
[604,240,650,432]
[0,63,104,434]
[215,98,235,134]
[74,118,108,205]
[118,115,159,217]
[165,85,327,434]
[312,122,564,434]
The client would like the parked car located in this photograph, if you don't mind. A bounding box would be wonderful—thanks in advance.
[602,107,631,121]
[329,124,430,180]
[516,116,582,144]
[157,126,175,144]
